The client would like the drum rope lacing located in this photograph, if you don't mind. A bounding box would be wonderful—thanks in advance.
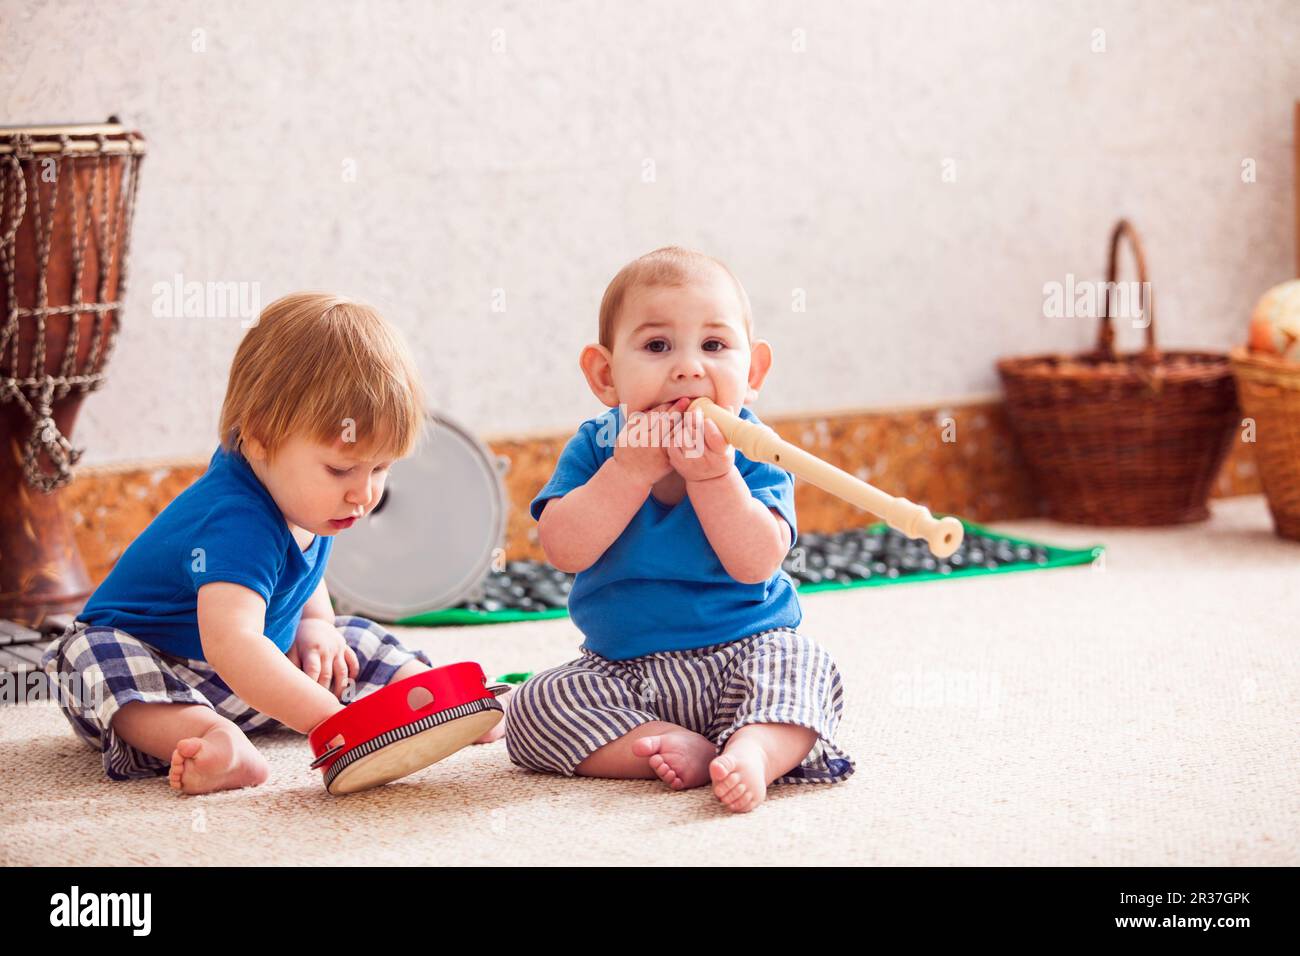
[0,131,143,492]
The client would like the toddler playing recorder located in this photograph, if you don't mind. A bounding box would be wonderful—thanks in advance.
[42,292,503,794]
[506,246,854,812]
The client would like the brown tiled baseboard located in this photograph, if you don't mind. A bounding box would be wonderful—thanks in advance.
[60,398,1261,588]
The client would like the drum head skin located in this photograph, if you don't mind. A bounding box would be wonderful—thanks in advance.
[325,697,503,795]
[326,412,507,620]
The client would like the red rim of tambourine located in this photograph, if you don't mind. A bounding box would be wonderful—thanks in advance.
[308,662,509,787]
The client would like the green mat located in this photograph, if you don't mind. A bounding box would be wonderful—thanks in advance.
[397,516,1103,628]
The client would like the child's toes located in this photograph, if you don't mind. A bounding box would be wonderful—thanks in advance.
[710,753,768,810]
[175,737,203,760]
[709,755,741,793]
[647,755,677,786]
[169,759,188,790]
[631,735,661,758]
[726,791,758,813]
[717,777,759,811]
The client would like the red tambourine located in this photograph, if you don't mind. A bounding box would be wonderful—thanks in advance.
[308,662,510,795]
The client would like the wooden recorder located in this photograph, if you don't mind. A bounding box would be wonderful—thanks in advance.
[686,398,964,558]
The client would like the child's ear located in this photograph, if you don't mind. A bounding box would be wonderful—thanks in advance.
[579,343,620,408]
[241,433,269,462]
[744,339,774,405]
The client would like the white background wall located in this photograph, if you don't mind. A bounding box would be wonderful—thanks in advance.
[3,0,1297,464]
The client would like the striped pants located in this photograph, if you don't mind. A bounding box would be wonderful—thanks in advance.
[505,627,854,785]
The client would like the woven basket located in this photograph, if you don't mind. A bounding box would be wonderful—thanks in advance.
[1228,346,1300,540]
[996,220,1240,526]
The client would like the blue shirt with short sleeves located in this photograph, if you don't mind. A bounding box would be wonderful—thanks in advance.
[530,404,802,660]
[78,445,333,662]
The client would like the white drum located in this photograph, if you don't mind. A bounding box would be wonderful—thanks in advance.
[326,411,508,621]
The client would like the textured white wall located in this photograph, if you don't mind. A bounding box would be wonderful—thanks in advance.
[3,0,1297,464]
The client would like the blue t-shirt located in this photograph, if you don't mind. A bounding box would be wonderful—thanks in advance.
[530,404,802,660]
[79,445,333,662]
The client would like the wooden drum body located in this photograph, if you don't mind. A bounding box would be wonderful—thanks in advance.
[0,121,145,625]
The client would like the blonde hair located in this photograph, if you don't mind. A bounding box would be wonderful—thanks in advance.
[597,246,753,349]
[219,292,426,461]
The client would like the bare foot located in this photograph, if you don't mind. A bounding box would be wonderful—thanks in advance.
[473,691,511,744]
[168,725,270,795]
[632,730,716,790]
[709,740,770,812]
[473,719,505,745]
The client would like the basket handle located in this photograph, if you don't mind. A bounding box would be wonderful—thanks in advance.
[1096,219,1160,363]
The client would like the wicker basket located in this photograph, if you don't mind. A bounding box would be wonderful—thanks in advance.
[996,220,1240,526]
[1228,345,1300,540]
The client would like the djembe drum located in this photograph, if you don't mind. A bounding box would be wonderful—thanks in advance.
[0,120,145,626]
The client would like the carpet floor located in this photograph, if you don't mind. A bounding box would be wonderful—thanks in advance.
[2,494,1295,866]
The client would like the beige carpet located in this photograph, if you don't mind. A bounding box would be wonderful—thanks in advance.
[3,494,1296,866]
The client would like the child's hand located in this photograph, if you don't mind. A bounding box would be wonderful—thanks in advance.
[288,619,359,699]
[613,401,678,487]
[668,401,735,483]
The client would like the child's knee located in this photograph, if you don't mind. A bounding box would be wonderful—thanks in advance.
[742,631,841,688]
